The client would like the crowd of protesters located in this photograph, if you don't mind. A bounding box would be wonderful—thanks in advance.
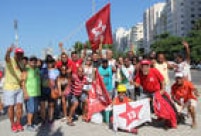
[0,40,199,133]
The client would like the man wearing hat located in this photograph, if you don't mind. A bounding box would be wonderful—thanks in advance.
[171,72,199,128]
[3,45,25,132]
[135,59,165,99]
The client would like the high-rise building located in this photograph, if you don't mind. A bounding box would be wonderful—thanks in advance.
[143,2,166,53]
[130,23,144,52]
[166,0,201,37]
[113,27,131,52]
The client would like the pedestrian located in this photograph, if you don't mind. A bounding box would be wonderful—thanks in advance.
[118,57,135,100]
[57,65,71,122]
[171,72,199,128]
[21,56,41,131]
[3,46,24,132]
[98,59,113,98]
[174,41,191,81]
[83,56,96,121]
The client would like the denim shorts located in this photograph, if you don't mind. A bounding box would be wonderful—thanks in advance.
[3,89,23,106]
[25,97,39,114]
[71,93,88,103]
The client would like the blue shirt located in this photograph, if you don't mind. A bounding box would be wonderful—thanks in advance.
[98,66,113,92]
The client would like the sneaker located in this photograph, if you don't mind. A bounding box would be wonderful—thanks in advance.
[11,124,18,133]
[26,125,37,132]
[16,123,24,131]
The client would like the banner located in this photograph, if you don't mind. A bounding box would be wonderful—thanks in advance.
[113,99,151,131]
[86,70,112,120]
[86,3,113,51]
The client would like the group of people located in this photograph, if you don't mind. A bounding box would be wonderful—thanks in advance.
[0,41,199,133]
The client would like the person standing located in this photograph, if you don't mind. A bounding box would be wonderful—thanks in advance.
[3,46,24,132]
[174,41,191,81]
[57,65,71,122]
[21,56,41,131]
[98,59,113,98]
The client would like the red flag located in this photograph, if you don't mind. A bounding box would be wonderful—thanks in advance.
[86,70,112,121]
[86,3,113,51]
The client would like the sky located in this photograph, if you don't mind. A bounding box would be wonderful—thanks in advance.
[0,0,164,60]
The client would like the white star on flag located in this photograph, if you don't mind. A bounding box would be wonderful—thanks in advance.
[91,20,106,41]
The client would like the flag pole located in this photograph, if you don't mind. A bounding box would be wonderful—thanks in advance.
[14,19,19,47]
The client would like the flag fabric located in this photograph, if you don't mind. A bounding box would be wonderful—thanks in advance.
[86,3,113,51]
[153,91,177,128]
[86,70,112,121]
[113,99,151,131]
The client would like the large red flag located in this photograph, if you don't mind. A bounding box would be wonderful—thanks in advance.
[86,3,113,51]
[86,70,112,121]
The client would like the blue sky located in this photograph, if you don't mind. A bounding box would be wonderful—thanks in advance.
[0,0,164,60]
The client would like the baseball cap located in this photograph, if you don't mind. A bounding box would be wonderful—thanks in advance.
[175,72,183,78]
[15,48,24,54]
[140,60,151,65]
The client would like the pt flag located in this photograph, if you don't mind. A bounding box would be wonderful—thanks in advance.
[113,99,151,131]
[86,3,113,51]
[86,70,112,121]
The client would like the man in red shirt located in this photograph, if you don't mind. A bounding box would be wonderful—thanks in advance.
[171,72,199,128]
[134,60,165,99]
[55,52,69,69]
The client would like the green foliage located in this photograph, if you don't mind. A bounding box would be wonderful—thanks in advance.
[151,20,201,62]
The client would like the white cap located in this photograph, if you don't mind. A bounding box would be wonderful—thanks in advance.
[175,72,183,78]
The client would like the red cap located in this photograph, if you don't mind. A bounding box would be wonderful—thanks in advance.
[140,60,151,65]
[15,48,24,54]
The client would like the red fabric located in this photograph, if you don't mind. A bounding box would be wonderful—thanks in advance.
[135,68,164,93]
[71,74,87,96]
[0,71,3,78]
[153,91,177,128]
[171,81,197,103]
[86,3,113,51]
[86,70,112,121]
[68,59,83,73]
[55,61,69,69]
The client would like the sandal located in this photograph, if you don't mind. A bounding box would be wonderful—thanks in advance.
[61,117,67,122]
[67,117,75,126]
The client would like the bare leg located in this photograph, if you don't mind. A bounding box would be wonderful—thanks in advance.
[188,105,197,128]
[61,96,67,117]
[16,103,23,124]
[8,105,15,125]
[68,101,78,125]
[27,113,33,125]
[48,102,55,121]
[40,101,46,121]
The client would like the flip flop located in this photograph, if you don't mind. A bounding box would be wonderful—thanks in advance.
[67,122,75,126]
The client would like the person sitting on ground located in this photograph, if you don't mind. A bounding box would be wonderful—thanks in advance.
[112,84,137,134]
[171,72,199,128]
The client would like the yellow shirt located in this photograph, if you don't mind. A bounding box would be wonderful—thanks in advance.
[155,62,169,85]
[3,58,22,90]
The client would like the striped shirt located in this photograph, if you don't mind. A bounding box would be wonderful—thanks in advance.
[71,74,87,96]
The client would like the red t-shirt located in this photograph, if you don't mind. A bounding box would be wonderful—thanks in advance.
[135,68,164,93]
[171,81,197,103]
[68,59,83,73]
[55,61,68,69]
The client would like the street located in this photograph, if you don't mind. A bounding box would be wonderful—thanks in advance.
[0,70,201,136]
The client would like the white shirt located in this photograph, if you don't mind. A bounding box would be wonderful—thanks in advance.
[174,61,191,81]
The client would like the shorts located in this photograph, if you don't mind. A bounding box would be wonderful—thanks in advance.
[3,89,23,106]
[83,85,92,91]
[40,88,55,102]
[71,93,88,103]
[174,99,197,113]
[126,88,135,100]
[140,91,154,100]
[25,97,39,114]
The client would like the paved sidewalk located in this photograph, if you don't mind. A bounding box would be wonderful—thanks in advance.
[0,96,201,136]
